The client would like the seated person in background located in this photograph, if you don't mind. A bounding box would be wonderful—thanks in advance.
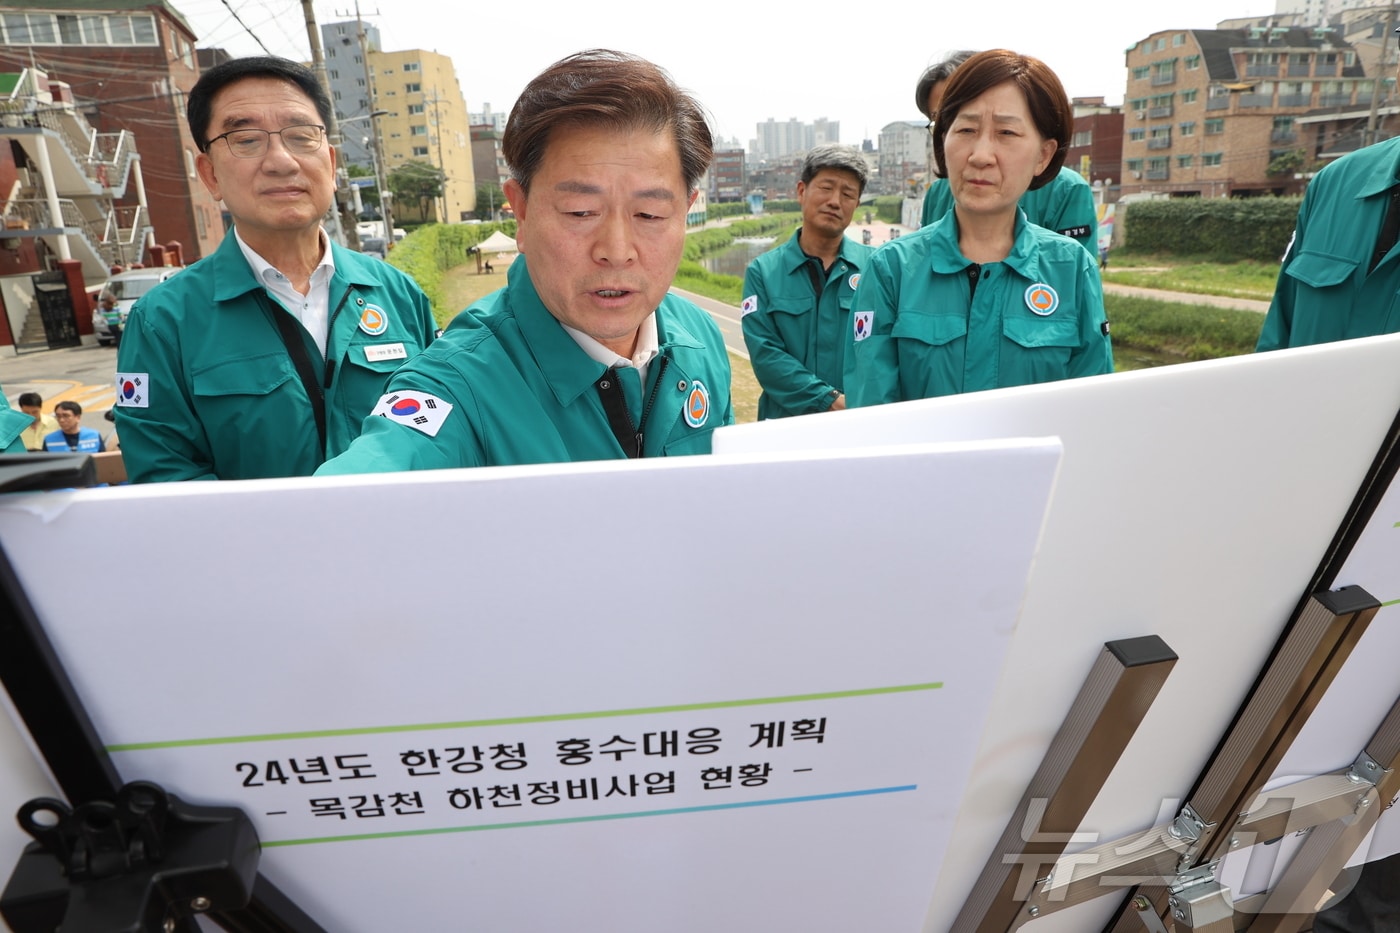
[16,392,57,452]
[318,49,732,474]
[44,401,105,453]
[916,50,1098,254]
[846,49,1112,407]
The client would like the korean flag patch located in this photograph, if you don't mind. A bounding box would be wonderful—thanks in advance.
[370,391,453,437]
[114,372,150,408]
[741,295,758,316]
[853,310,874,342]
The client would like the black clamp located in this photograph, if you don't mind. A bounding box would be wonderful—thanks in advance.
[2,780,261,933]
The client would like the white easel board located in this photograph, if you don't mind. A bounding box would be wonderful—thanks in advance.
[0,440,1058,932]
[711,334,1400,932]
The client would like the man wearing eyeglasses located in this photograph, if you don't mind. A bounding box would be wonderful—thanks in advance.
[114,56,436,482]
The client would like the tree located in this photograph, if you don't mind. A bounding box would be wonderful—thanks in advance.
[389,160,445,223]
[475,181,504,220]
[347,164,379,214]
[1266,149,1308,178]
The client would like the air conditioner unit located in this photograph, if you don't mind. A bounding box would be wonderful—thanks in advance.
[1135,111,1146,120]
[1132,171,1142,179]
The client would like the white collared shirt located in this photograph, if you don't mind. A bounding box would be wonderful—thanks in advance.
[235,227,336,359]
[562,314,660,386]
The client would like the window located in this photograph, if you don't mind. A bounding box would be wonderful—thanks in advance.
[1181,88,1198,104]
[408,103,425,115]
[356,78,366,88]
[1177,154,1193,168]
[404,62,420,72]
[1180,121,1196,136]
[1132,66,1150,80]
[329,69,339,80]
[1186,55,1201,70]
[1126,158,1144,172]
[1203,152,1223,167]
[1205,118,1224,135]
[1129,128,1146,141]
[1174,33,1186,46]
[405,82,421,93]
[1071,130,1093,147]
[1272,116,1295,132]
[1154,37,1166,50]
[412,146,429,156]
[411,125,428,135]
[333,90,341,101]
[0,10,157,45]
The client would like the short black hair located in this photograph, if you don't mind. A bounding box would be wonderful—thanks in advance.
[17,392,41,409]
[54,400,82,417]
[187,56,332,152]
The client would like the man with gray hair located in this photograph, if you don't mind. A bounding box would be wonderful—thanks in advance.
[741,144,873,419]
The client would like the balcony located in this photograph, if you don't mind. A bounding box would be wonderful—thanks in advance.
[1207,97,1231,111]
[1147,138,1172,150]
[1288,64,1312,77]
[1315,64,1338,76]
[1246,64,1279,78]
[1277,94,1310,107]
[1152,73,1176,86]
[1319,93,1352,107]
[1149,105,1174,118]
[1238,93,1273,108]
[1145,168,1170,181]
[1271,129,1298,143]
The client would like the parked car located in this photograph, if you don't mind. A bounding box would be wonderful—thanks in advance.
[92,266,184,345]
[360,237,387,260]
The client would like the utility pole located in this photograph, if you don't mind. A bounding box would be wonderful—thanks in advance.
[1364,5,1398,149]
[429,86,448,222]
[300,0,354,247]
[353,2,393,242]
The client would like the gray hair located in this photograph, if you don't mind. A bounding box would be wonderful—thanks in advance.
[915,50,978,118]
[800,144,869,193]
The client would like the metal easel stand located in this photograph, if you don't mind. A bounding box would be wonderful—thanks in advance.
[958,586,1383,932]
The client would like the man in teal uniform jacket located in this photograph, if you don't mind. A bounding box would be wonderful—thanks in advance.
[1258,134,1400,351]
[845,211,1111,404]
[114,56,435,482]
[0,390,30,455]
[741,144,873,419]
[320,50,731,474]
[915,52,1097,253]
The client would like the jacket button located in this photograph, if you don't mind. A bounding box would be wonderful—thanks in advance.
[676,380,687,391]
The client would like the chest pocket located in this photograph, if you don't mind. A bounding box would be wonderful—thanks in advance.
[191,353,297,399]
[1002,315,1080,350]
[1284,251,1359,290]
[891,309,968,346]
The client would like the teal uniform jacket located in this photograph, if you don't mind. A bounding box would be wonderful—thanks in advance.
[317,257,733,474]
[115,232,436,482]
[921,166,1098,254]
[846,209,1113,405]
[0,392,28,455]
[1259,136,1400,351]
[740,230,874,419]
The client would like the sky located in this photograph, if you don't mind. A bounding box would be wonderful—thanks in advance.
[170,0,1273,148]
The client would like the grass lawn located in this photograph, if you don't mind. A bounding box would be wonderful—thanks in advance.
[1104,252,1280,302]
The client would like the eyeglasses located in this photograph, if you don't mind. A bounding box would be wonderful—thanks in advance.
[208,124,327,159]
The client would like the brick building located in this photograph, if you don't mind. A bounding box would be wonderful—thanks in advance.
[710,149,746,203]
[0,1,224,260]
[1066,97,1124,193]
[1122,24,1381,197]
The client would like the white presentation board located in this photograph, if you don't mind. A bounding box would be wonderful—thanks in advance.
[712,334,1400,931]
[0,440,1058,932]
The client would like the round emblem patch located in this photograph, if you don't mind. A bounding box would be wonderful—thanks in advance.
[1024,283,1059,316]
[848,272,862,291]
[684,380,710,428]
[359,304,389,335]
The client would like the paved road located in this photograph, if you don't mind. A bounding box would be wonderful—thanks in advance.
[3,342,119,439]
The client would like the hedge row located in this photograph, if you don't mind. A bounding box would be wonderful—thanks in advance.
[387,222,516,325]
[1122,197,1299,262]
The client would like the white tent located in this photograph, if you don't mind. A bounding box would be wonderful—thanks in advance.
[475,230,517,253]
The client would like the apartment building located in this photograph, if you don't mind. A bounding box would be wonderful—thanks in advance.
[321,19,382,170]
[1065,97,1124,192]
[710,149,747,203]
[368,48,476,223]
[877,120,929,197]
[1122,24,1378,198]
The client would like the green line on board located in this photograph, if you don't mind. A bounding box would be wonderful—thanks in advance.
[107,682,944,751]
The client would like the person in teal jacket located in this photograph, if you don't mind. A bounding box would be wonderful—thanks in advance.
[0,390,30,455]
[318,50,731,474]
[847,50,1112,406]
[742,145,873,419]
[318,257,731,472]
[915,51,1097,253]
[1257,133,1400,351]
[113,56,435,482]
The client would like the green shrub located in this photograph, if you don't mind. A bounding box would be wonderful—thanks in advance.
[387,222,516,326]
[1122,198,1298,262]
